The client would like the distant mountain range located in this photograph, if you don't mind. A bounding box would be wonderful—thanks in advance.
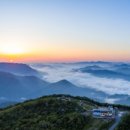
[0,71,48,100]
[113,63,130,75]
[0,101,17,108]
[77,65,130,81]
[0,62,41,77]
[0,70,107,102]
[74,61,113,65]
[0,62,130,107]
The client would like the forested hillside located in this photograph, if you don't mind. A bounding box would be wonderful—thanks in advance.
[0,95,115,130]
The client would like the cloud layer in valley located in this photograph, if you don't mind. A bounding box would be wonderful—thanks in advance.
[31,63,130,96]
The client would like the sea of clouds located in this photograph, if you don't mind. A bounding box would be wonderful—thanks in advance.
[31,62,130,96]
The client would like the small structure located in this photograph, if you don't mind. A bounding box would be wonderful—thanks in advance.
[57,96,71,101]
[92,106,116,119]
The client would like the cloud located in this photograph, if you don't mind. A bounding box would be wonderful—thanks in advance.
[20,97,27,101]
[0,97,7,100]
[31,63,130,96]
[104,98,120,104]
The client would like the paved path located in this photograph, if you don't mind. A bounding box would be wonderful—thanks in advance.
[109,112,125,130]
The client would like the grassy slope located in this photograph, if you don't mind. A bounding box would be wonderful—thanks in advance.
[0,95,115,130]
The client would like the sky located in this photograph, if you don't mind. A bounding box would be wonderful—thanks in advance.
[0,0,130,62]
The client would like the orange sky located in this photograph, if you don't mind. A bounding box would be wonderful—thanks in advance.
[0,48,129,63]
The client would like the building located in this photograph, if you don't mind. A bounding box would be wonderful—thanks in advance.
[92,106,116,119]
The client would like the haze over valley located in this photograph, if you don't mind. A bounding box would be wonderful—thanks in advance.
[0,61,130,107]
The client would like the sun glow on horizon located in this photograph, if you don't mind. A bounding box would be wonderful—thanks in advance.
[0,43,26,55]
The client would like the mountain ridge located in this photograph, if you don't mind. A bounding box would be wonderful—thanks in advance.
[0,62,41,77]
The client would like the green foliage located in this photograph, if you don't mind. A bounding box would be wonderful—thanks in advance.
[0,97,88,130]
[98,120,115,130]
[116,114,130,130]
[0,94,126,130]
